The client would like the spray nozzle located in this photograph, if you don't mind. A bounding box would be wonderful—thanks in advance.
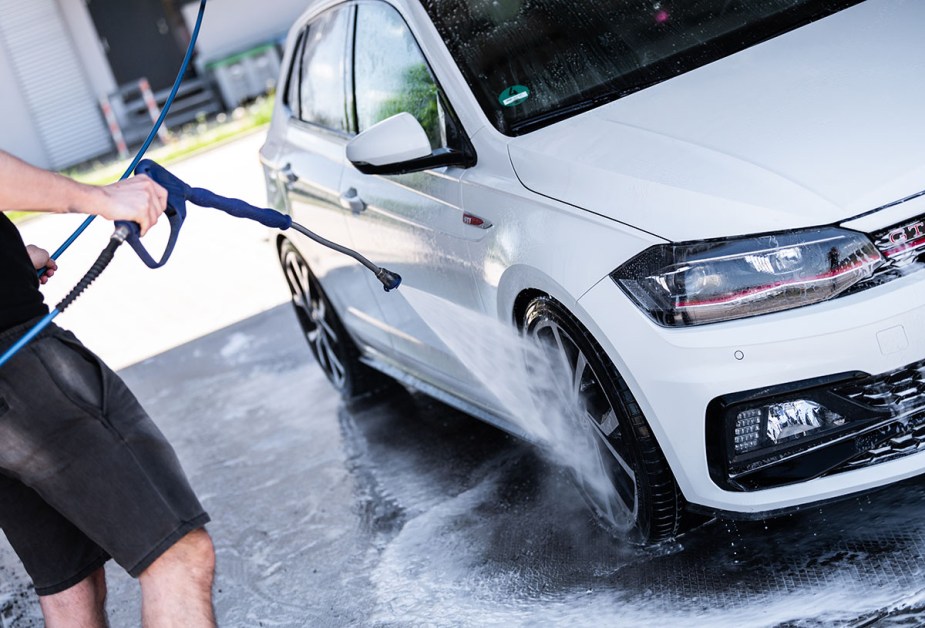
[376,268,402,292]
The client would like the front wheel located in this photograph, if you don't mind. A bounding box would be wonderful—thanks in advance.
[279,239,391,399]
[523,296,684,543]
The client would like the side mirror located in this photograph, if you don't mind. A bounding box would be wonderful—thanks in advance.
[346,112,474,175]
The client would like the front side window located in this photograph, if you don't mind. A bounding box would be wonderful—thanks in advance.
[354,3,447,150]
[420,0,865,135]
[298,7,350,131]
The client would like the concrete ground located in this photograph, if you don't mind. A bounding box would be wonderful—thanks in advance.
[3,133,925,626]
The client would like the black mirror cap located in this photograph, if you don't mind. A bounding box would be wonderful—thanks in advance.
[350,146,476,176]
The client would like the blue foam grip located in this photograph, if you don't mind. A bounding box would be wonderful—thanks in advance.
[187,187,292,230]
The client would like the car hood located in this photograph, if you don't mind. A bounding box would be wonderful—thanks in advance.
[507,0,925,242]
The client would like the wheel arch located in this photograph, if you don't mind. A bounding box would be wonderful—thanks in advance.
[508,276,691,505]
[519,287,687,540]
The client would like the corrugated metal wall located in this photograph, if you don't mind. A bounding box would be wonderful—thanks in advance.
[0,0,111,169]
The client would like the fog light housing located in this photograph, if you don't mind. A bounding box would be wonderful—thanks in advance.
[734,400,845,455]
[707,372,890,491]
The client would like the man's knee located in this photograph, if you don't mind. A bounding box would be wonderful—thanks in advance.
[39,567,107,626]
[177,528,215,564]
[141,528,215,583]
[137,529,215,626]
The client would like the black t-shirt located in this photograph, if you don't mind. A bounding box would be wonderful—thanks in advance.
[0,213,48,332]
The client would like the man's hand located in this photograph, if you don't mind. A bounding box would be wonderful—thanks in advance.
[92,175,168,237]
[26,245,56,285]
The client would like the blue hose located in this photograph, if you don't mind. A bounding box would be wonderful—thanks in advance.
[0,0,208,369]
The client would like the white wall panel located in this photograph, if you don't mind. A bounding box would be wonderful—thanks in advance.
[0,44,47,167]
[0,0,111,169]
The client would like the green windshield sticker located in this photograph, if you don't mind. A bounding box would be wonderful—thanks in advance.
[499,85,530,108]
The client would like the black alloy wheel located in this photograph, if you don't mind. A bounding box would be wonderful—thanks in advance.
[279,239,389,399]
[523,296,684,543]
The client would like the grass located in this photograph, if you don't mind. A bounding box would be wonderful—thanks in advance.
[9,96,274,223]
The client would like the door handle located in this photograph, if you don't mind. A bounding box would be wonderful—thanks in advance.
[339,188,367,214]
[280,163,298,188]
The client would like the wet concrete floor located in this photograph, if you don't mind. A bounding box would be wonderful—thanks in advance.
[3,304,925,626]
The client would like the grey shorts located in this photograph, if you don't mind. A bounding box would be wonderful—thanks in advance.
[0,319,209,596]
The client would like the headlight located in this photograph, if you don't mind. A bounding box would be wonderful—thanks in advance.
[612,227,884,326]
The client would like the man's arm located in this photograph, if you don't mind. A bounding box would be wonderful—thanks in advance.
[0,150,167,236]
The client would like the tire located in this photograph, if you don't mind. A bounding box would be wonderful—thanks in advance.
[279,239,391,399]
[523,296,684,543]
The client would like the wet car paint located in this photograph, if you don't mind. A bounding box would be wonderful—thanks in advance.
[2,304,925,626]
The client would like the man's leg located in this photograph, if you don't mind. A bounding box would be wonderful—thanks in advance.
[0,326,212,624]
[39,567,108,628]
[139,529,215,628]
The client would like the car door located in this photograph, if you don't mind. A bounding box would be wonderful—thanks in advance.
[340,1,491,399]
[273,4,393,354]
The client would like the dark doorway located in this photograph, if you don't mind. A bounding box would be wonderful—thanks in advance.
[86,0,187,91]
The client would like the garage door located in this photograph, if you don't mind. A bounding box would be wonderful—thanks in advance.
[0,0,112,169]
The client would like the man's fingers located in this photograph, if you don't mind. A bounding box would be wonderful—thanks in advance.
[39,266,54,284]
[95,174,168,237]
[138,173,167,213]
[153,180,168,210]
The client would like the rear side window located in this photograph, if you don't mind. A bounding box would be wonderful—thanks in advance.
[297,7,351,131]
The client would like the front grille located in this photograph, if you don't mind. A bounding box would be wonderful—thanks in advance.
[837,359,925,412]
[847,213,925,293]
[834,358,925,470]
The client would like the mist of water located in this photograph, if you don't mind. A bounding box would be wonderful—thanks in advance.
[398,286,625,530]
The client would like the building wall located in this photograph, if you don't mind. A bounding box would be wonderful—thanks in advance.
[0,45,48,167]
[0,0,112,169]
[0,0,300,169]
[57,0,117,97]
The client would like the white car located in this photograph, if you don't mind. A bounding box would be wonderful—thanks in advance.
[260,0,925,542]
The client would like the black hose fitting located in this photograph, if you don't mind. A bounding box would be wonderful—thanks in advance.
[55,234,125,313]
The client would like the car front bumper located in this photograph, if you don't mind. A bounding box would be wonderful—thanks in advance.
[578,268,925,515]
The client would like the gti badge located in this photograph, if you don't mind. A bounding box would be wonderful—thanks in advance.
[887,219,925,246]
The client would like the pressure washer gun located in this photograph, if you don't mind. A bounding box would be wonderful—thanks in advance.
[0,160,400,369]
[63,159,401,312]
[123,160,400,286]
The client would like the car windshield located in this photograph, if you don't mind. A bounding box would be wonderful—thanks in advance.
[419,0,864,135]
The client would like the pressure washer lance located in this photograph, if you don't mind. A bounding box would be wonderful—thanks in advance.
[0,160,401,369]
